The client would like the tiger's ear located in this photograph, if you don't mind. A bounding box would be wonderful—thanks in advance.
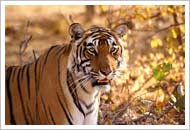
[113,23,128,37]
[69,23,84,40]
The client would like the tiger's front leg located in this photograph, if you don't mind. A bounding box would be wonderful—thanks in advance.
[83,109,99,125]
[83,98,100,125]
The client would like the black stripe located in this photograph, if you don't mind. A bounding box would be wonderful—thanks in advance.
[26,65,31,99]
[57,48,64,83]
[41,45,58,80]
[79,59,89,66]
[94,92,99,99]
[55,45,65,55]
[11,66,17,78]
[112,48,119,55]
[82,66,87,74]
[84,64,91,67]
[43,45,58,66]
[74,58,80,72]
[92,33,112,40]
[86,101,95,109]
[112,41,116,46]
[86,108,95,116]
[80,83,90,94]
[17,68,29,124]
[120,44,123,56]
[83,42,87,46]
[21,65,26,80]
[92,33,100,38]
[117,61,121,68]
[48,107,56,125]
[86,42,93,47]
[41,96,50,124]
[34,59,40,124]
[56,93,73,125]
[6,67,16,124]
[79,78,90,94]
[83,48,90,59]
[76,46,79,59]
[79,47,83,63]
[67,71,85,118]
[34,59,39,93]
[35,99,40,124]
[76,44,80,70]
[26,104,33,124]
[57,52,74,121]
[79,99,95,110]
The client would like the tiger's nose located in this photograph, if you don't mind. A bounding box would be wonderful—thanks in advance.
[100,68,112,76]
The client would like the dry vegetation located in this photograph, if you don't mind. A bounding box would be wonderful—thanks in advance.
[5,5,185,125]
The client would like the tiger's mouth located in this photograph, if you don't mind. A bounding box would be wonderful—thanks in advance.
[92,78,111,86]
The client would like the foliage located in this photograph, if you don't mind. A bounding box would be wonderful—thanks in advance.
[5,5,185,125]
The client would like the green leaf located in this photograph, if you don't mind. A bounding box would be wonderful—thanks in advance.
[153,68,165,80]
[162,62,172,72]
[152,62,172,81]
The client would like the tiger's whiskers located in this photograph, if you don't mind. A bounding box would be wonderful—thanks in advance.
[69,75,91,94]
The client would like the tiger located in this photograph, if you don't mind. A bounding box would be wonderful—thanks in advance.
[5,23,128,125]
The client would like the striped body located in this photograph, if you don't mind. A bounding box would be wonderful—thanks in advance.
[5,23,128,125]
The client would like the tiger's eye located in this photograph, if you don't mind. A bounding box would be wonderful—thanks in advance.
[88,48,95,53]
[111,47,116,52]
[111,47,118,54]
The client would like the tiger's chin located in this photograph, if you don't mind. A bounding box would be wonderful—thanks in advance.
[91,79,111,92]
[99,84,111,93]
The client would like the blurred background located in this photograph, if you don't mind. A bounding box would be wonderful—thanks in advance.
[5,5,185,125]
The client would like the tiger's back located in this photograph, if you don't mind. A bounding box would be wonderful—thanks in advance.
[5,44,73,124]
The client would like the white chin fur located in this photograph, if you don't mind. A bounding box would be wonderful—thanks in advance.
[95,84,111,93]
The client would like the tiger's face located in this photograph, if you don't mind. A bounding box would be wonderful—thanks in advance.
[68,23,127,91]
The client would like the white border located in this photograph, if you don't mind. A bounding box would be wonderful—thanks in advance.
[184,2,190,128]
[1,0,187,5]
[1,1,189,129]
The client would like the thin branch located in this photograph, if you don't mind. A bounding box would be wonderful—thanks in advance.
[69,15,74,24]
[32,50,38,61]
[111,91,150,124]
[19,35,32,65]
[133,22,184,33]
[130,112,155,124]
[149,12,161,19]
[19,20,32,65]
[57,11,71,26]
[19,35,32,54]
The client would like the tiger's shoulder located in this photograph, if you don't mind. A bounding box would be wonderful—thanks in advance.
[39,44,72,61]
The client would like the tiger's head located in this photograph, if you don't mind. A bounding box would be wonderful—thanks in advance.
[68,23,127,92]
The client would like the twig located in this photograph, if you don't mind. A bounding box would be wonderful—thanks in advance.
[149,12,161,19]
[130,112,155,124]
[57,11,70,26]
[32,50,38,61]
[111,91,150,124]
[156,102,176,120]
[19,35,32,65]
[69,15,74,24]
[19,20,32,65]
[133,22,184,33]
[19,35,32,54]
